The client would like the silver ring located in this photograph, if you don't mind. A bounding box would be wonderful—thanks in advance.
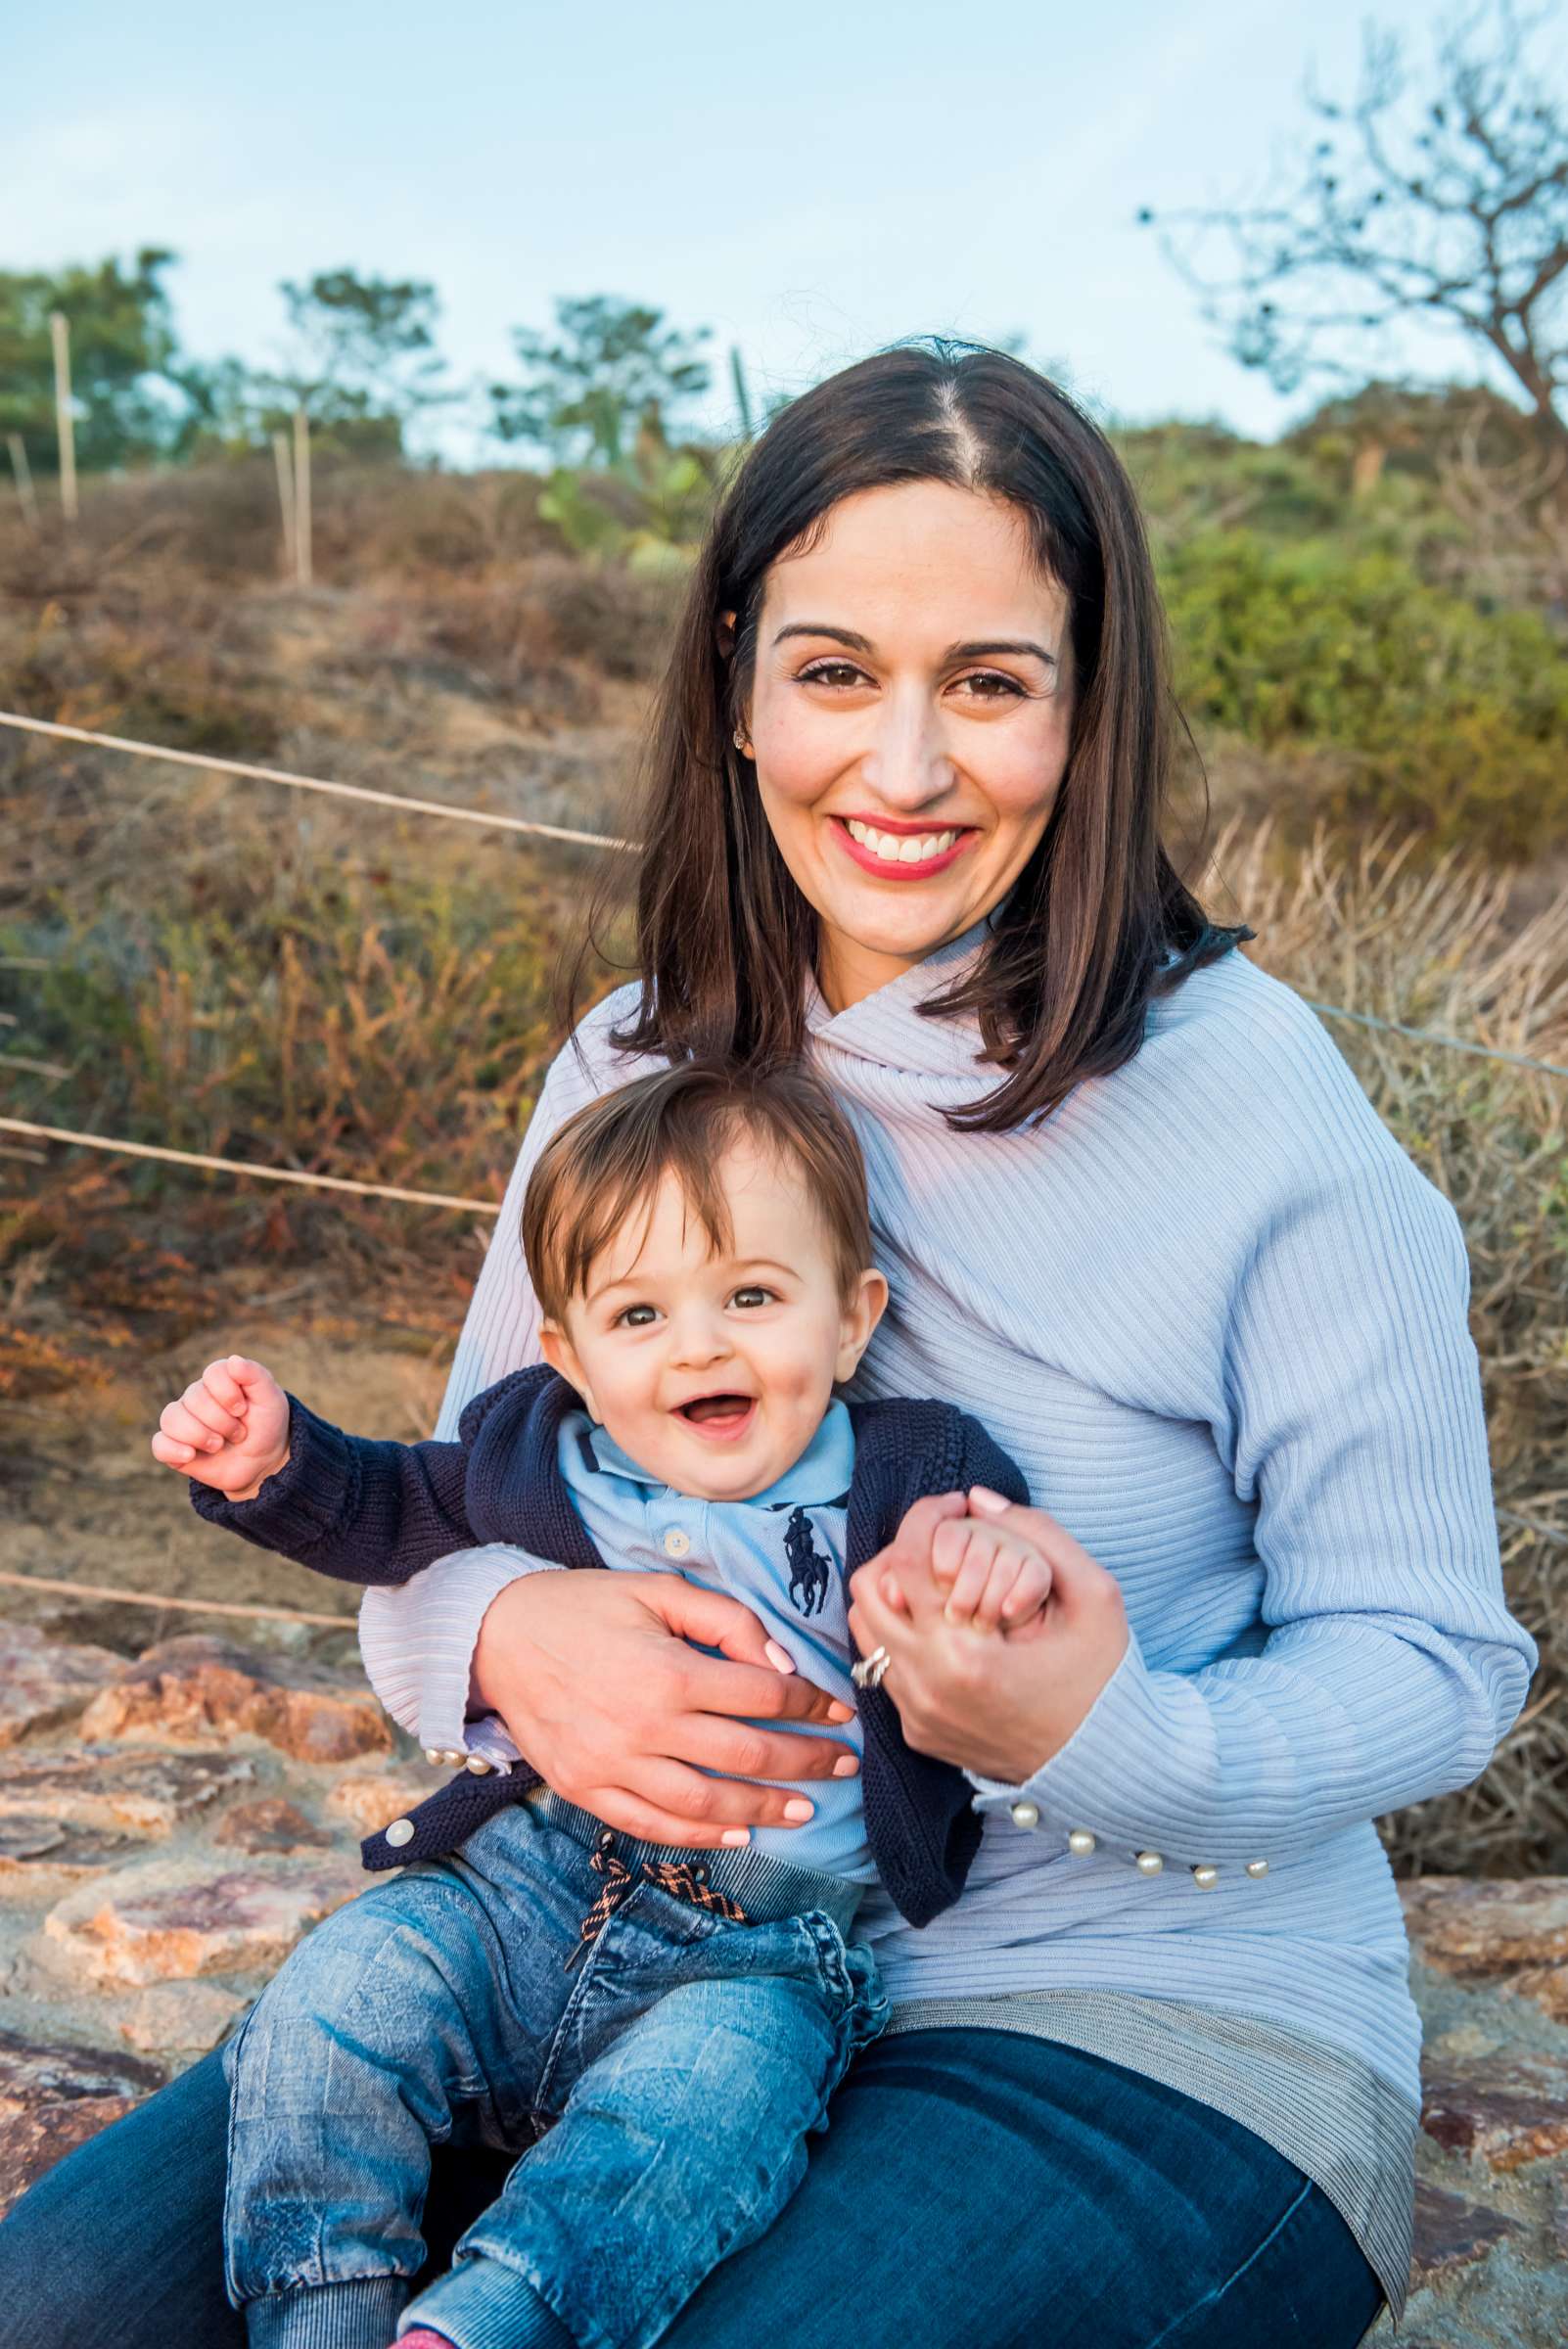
[851,1644,891,1691]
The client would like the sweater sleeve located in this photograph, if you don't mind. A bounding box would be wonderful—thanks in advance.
[188,1393,492,1586]
[966,1148,1538,1867]
[357,1018,632,1754]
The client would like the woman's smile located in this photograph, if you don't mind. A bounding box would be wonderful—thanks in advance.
[832,813,976,878]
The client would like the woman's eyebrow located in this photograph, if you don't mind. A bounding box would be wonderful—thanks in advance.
[772,622,1056,668]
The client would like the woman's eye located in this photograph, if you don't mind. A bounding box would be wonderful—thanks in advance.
[731,1286,775,1310]
[797,660,866,690]
[616,1305,659,1328]
[955,670,1025,701]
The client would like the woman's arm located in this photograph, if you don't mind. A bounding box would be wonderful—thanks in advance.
[852,1155,1538,1871]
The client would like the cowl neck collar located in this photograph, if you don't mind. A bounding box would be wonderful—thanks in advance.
[804,911,998,1080]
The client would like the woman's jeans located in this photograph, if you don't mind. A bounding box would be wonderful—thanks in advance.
[0,2024,1385,2349]
[222,1794,883,2349]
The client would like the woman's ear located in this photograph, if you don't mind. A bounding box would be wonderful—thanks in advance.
[835,1268,890,1384]
[715,607,738,657]
[539,1320,599,1421]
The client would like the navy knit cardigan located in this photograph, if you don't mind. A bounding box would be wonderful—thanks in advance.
[192,1364,1030,1927]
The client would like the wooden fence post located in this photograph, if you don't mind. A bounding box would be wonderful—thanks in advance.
[49,312,77,523]
[6,434,38,530]
[292,406,312,588]
[271,430,298,576]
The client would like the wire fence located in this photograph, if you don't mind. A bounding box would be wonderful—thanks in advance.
[2,707,1566,1226]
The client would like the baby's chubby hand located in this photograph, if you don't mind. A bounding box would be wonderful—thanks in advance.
[928,1505,1053,1636]
[150,1355,291,1501]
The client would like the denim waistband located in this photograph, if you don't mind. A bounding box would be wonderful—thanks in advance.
[523,1784,866,1934]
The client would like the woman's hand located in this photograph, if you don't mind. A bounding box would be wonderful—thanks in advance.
[848,1489,1130,1784]
[471,1571,861,1849]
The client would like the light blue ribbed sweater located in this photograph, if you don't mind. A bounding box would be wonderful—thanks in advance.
[358,923,1536,2323]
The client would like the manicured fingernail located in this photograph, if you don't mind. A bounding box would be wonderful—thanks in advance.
[764,1639,796,1674]
[832,1756,859,1778]
[721,1828,751,1847]
[783,1798,814,1822]
[969,1485,1010,1516]
[827,1701,855,1723]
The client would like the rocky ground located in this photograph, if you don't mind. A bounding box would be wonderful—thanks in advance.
[0,1612,1562,2340]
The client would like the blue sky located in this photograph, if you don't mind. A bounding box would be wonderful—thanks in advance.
[11,0,1560,459]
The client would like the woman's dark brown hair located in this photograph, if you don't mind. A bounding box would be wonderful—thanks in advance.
[582,338,1249,1131]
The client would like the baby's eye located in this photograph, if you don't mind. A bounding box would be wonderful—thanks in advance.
[731,1286,776,1310]
[615,1304,660,1329]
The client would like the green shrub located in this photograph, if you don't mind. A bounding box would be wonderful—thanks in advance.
[1163,532,1568,858]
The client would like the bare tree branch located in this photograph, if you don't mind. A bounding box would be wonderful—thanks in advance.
[1139,1,1568,454]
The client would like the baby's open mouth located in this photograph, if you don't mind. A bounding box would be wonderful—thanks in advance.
[675,1394,756,1431]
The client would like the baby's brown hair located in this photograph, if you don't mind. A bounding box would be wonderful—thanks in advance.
[522,1061,873,1323]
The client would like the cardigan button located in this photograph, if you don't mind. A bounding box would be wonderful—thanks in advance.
[1245,1859,1269,1878]
[1192,1864,1220,1890]
[1009,1800,1041,1830]
[465,1754,494,1774]
[441,1749,465,1767]
[663,1528,691,1558]
[1135,1850,1165,1876]
[385,1819,415,1848]
[1067,1829,1097,1856]
[424,1748,443,1766]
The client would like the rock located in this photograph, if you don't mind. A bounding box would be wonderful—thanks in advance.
[328,1768,437,1838]
[1401,1876,1568,1974]
[1420,2059,1568,2171]
[0,1624,123,1747]
[43,1856,363,1988]
[1407,2181,1519,2289]
[117,1982,248,2057]
[214,1797,330,1854]
[79,1635,393,1765]
[0,1747,257,1839]
[0,2028,164,2218]
[0,1816,141,1894]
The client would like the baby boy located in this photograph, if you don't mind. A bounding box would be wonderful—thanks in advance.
[154,1059,1047,2349]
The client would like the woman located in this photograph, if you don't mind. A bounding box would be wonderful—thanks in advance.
[1,344,1534,2347]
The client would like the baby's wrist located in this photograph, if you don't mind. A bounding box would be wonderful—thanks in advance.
[228,1446,291,1503]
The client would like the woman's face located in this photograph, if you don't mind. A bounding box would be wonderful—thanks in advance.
[739,479,1076,1011]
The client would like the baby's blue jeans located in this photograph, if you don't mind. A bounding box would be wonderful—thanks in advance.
[222,1787,886,2349]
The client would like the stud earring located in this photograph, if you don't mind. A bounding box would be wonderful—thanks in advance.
[733,728,752,756]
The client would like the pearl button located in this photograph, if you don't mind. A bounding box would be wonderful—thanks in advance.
[1245,1859,1269,1879]
[441,1749,465,1767]
[663,1528,691,1558]
[1067,1829,1097,1856]
[465,1754,493,1774]
[424,1748,443,1766]
[385,1819,415,1848]
[1010,1800,1041,1830]
[1135,1850,1165,1876]
[1192,1864,1220,1890]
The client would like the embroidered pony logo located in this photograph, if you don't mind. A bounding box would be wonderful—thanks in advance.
[784,1507,832,1620]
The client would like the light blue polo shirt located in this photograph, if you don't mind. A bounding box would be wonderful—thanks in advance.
[554,1400,876,1883]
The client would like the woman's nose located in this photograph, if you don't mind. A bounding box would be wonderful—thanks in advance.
[860,687,957,812]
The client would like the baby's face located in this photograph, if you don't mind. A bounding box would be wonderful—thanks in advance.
[540,1138,885,1501]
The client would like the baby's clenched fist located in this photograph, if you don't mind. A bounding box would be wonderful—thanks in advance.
[151,1354,291,1501]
